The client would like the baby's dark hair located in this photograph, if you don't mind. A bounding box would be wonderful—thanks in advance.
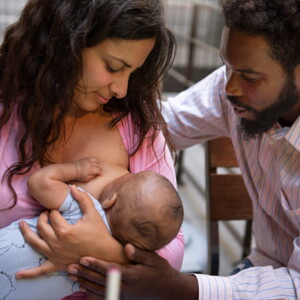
[131,171,184,250]
[221,0,300,72]
[100,170,183,250]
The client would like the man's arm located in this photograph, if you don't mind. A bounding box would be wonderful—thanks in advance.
[28,158,102,209]
[68,244,198,300]
[71,247,299,300]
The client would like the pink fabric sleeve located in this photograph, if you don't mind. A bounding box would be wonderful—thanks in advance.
[0,105,44,228]
[156,230,184,270]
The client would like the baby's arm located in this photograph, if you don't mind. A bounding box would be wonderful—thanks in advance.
[28,158,102,210]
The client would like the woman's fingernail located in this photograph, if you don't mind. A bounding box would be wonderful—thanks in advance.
[68,267,78,274]
[80,259,89,267]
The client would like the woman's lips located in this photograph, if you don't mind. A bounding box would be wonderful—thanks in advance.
[95,92,109,105]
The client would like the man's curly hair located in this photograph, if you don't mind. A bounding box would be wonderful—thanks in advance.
[221,0,300,72]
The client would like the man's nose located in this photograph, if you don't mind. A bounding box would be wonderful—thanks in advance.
[225,69,242,97]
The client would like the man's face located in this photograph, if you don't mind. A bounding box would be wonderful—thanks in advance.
[219,27,300,140]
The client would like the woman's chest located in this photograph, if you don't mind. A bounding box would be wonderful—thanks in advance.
[49,113,129,169]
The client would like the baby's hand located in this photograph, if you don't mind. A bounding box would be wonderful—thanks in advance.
[74,158,102,182]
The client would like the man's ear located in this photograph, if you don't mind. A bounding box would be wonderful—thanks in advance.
[101,192,117,209]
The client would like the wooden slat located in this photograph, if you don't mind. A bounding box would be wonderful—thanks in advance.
[210,174,252,221]
[208,137,238,168]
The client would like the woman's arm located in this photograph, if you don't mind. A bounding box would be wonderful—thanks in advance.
[17,186,128,278]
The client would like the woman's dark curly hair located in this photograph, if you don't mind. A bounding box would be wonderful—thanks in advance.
[221,0,300,73]
[0,0,176,209]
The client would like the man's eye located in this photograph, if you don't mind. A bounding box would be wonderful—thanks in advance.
[242,74,259,82]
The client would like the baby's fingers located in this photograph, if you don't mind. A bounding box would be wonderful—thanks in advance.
[91,160,102,176]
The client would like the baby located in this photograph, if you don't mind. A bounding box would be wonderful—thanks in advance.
[0,158,183,300]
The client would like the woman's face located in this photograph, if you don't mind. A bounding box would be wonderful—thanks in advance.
[73,38,156,113]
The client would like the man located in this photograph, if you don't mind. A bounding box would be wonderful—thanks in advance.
[21,0,300,299]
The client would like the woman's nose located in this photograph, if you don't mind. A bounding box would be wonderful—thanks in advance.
[225,69,242,97]
[110,73,129,99]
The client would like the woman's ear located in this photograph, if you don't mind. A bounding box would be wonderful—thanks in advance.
[101,193,117,209]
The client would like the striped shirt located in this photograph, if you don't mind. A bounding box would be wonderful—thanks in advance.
[162,66,300,299]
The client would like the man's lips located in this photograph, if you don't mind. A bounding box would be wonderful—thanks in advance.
[231,104,256,120]
[232,104,246,112]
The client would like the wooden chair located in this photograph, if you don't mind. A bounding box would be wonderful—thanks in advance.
[205,137,253,275]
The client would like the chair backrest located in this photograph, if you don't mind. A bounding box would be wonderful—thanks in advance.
[205,137,252,275]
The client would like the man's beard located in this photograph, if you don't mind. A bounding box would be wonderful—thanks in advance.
[227,76,299,141]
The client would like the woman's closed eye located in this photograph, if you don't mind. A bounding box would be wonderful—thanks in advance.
[105,63,120,73]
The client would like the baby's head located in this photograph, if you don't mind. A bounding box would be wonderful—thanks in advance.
[100,170,183,251]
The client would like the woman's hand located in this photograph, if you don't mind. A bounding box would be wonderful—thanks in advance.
[16,259,62,279]
[67,244,199,300]
[18,185,125,278]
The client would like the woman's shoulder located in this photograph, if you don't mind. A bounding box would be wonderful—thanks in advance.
[116,113,165,154]
[115,113,138,153]
[116,113,175,185]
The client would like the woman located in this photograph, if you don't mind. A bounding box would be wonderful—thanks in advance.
[0,0,184,299]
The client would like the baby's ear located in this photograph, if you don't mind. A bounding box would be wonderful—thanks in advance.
[102,193,117,209]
